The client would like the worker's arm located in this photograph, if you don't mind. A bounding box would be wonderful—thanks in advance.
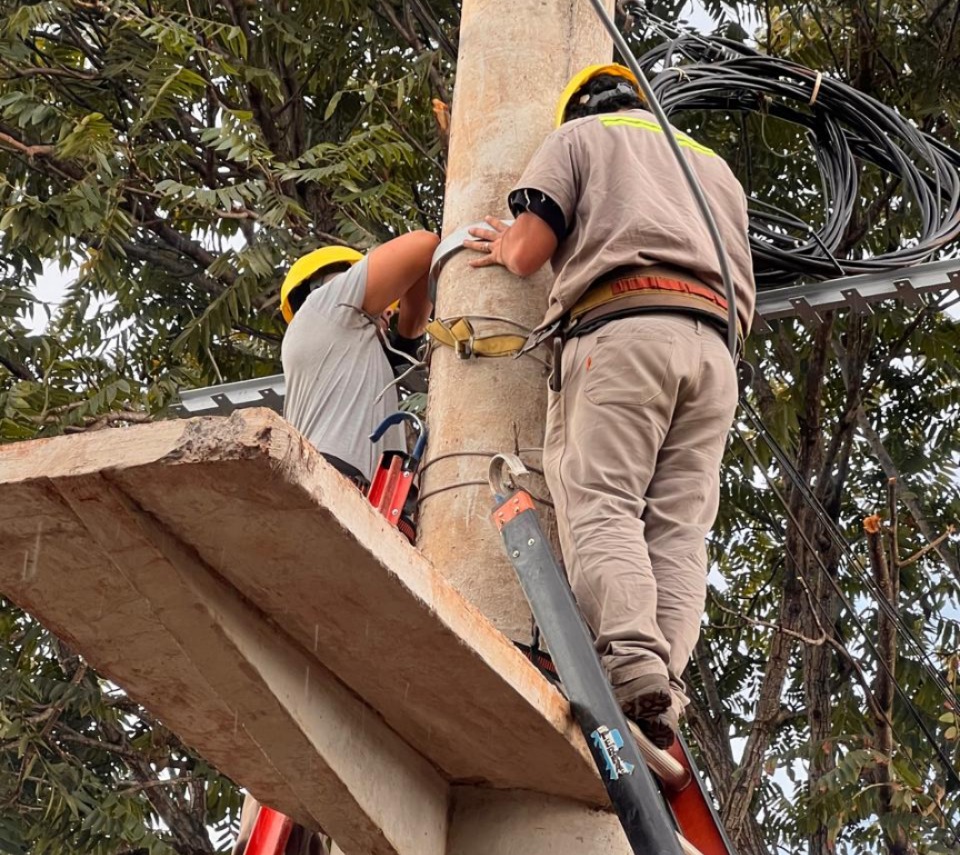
[363,230,439,336]
[462,213,558,277]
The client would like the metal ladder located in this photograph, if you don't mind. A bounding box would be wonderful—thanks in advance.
[488,455,738,855]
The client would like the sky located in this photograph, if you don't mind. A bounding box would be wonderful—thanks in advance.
[30,261,79,334]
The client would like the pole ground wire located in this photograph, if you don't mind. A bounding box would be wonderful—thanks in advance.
[627,15,960,289]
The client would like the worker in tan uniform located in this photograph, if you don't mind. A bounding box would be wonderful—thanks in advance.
[464,64,755,748]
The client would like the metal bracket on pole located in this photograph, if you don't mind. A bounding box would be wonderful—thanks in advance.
[754,259,960,329]
[174,374,286,417]
[173,260,960,416]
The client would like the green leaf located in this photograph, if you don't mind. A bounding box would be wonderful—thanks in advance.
[324,90,344,121]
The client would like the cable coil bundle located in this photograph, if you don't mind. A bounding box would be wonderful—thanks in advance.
[631,15,960,289]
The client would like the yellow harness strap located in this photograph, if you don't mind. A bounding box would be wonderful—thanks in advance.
[426,318,528,358]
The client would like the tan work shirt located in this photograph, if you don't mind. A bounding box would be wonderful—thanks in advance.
[510,108,756,336]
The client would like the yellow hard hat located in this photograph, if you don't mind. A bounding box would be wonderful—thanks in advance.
[555,63,641,128]
[280,246,364,323]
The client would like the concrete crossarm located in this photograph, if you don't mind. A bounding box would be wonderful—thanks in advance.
[0,409,609,850]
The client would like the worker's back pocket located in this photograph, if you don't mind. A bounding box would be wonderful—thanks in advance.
[582,335,675,407]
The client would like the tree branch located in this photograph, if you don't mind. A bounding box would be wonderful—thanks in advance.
[63,409,154,433]
[375,0,451,102]
[899,526,956,568]
[0,130,55,158]
[0,350,36,382]
[722,584,801,834]
[0,65,98,81]
[863,511,913,855]
[117,776,201,797]
[852,405,960,586]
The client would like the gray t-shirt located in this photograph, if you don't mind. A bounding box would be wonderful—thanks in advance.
[281,259,404,480]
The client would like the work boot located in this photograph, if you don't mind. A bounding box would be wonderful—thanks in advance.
[634,705,678,750]
[613,673,673,746]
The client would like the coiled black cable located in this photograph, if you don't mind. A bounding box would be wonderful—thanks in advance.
[628,15,960,289]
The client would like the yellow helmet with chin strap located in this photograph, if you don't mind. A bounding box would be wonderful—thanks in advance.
[555,63,642,128]
[280,246,364,323]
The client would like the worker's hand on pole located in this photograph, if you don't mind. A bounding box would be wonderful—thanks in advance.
[463,213,557,277]
[463,216,511,268]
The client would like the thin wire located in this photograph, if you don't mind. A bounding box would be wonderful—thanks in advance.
[418,447,542,477]
[417,448,550,505]
[740,397,960,713]
[736,410,960,784]
[418,480,554,507]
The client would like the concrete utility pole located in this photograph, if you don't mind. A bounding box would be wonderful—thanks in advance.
[419,0,614,642]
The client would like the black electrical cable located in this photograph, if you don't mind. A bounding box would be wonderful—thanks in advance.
[710,426,960,842]
[740,397,960,713]
[623,0,960,747]
[611,6,960,703]
[597,4,960,836]
[733,423,960,770]
[623,5,960,290]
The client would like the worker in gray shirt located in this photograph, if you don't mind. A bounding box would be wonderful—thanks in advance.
[233,229,437,855]
[280,231,438,484]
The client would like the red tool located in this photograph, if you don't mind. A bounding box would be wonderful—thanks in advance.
[366,412,427,543]
[242,806,293,855]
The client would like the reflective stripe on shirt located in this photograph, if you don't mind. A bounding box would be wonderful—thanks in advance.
[598,115,717,157]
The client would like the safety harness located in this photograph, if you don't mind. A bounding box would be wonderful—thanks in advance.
[425,316,528,358]
[424,224,741,368]
[565,270,741,340]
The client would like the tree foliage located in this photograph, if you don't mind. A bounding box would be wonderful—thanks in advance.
[0,609,239,854]
[2,1,960,854]
[0,0,453,851]
[623,4,960,854]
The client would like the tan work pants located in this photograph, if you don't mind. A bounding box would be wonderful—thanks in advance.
[544,313,738,711]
